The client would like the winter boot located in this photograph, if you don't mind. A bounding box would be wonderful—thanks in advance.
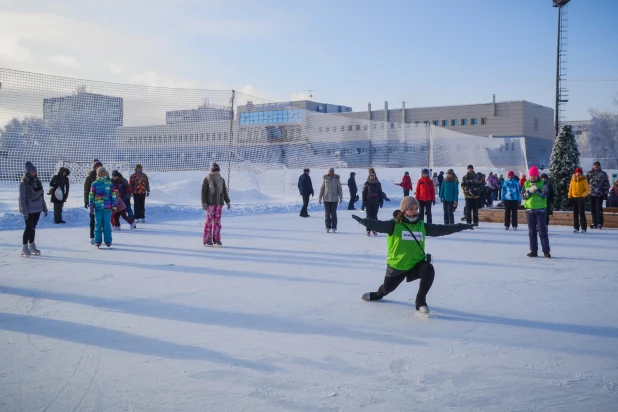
[544,252,551,258]
[214,240,222,247]
[204,241,213,247]
[28,243,41,256]
[21,244,31,257]
[527,251,538,257]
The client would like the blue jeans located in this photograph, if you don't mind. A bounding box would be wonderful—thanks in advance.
[94,210,113,245]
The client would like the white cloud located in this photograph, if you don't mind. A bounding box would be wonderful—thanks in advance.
[290,92,312,101]
[0,36,32,62]
[50,55,80,68]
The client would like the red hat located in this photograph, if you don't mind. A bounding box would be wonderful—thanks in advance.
[528,166,539,177]
[507,171,514,178]
[575,167,583,174]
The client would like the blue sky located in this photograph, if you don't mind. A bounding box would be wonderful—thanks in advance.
[0,0,616,120]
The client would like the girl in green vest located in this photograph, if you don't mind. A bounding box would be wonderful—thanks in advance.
[352,196,474,315]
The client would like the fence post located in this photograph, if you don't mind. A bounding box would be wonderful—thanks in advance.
[227,90,235,195]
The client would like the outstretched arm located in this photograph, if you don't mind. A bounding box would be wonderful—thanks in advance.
[425,223,474,237]
[351,215,395,235]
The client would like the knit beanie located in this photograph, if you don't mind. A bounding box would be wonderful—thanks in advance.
[25,161,37,173]
[329,167,335,172]
[507,171,514,178]
[422,168,429,175]
[211,162,220,172]
[97,166,108,176]
[93,160,103,170]
[529,166,539,177]
[399,196,419,213]
[112,170,120,177]
[575,167,583,174]
[467,164,474,170]
[135,163,142,171]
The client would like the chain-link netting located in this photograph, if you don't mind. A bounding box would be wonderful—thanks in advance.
[1,68,527,209]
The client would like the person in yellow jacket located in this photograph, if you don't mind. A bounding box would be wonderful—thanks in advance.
[568,167,590,233]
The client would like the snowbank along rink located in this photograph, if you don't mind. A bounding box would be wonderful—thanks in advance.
[0,168,617,411]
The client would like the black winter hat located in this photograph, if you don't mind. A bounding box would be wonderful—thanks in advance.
[25,161,36,173]
[93,160,103,170]
[467,164,474,170]
[112,170,120,177]
[422,168,429,175]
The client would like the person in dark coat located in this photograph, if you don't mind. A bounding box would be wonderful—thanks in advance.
[347,172,357,210]
[19,161,48,257]
[84,159,103,244]
[49,166,70,223]
[540,173,554,226]
[461,165,480,226]
[586,161,610,229]
[361,172,383,235]
[298,168,314,217]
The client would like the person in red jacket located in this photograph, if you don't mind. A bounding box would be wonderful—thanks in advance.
[415,169,436,224]
[519,173,527,188]
[400,171,413,197]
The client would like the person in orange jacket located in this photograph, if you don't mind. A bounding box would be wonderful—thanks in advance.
[415,169,436,224]
[568,167,590,233]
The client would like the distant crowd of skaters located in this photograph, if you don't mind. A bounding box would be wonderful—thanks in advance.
[298,162,617,259]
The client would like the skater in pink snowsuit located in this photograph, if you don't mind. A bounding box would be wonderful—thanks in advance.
[201,163,231,247]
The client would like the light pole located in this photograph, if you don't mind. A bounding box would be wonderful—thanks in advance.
[553,0,571,138]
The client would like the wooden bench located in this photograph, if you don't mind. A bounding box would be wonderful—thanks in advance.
[478,207,618,228]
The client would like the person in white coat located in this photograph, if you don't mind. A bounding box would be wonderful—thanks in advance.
[318,167,343,232]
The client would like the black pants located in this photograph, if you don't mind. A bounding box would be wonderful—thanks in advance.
[419,200,432,224]
[572,198,587,231]
[369,261,435,309]
[53,202,64,223]
[465,198,479,225]
[365,203,379,233]
[503,200,519,228]
[348,190,357,210]
[134,194,146,219]
[442,201,454,224]
[300,194,310,216]
[323,201,338,230]
[590,196,604,227]
[89,212,96,239]
[23,212,41,245]
[403,189,410,197]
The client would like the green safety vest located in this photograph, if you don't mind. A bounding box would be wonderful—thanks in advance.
[387,220,427,271]
[523,180,547,210]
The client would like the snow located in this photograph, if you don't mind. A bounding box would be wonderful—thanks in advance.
[1,170,617,411]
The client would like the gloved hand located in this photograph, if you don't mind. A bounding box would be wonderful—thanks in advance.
[529,185,538,193]
[146,192,150,197]
[318,199,322,205]
[522,191,529,200]
[202,203,208,211]
[227,203,231,210]
[339,198,342,204]
[44,211,48,217]
[458,223,475,230]
[454,201,458,208]
[85,204,89,209]
[352,214,366,225]
[433,201,436,206]
[379,204,383,208]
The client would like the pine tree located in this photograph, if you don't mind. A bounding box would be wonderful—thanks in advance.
[549,125,580,210]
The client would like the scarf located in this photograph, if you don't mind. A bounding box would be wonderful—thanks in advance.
[22,173,44,202]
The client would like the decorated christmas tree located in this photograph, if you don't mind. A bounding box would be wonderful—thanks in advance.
[549,125,580,211]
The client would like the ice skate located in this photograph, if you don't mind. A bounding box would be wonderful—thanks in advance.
[372,230,377,236]
[90,238,95,245]
[361,292,372,301]
[415,305,430,317]
[527,251,538,257]
[28,243,41,256]
[326,228,330,233]
[214,240,222,247]
[106,243,111,248]
[544,252,551,258]
[95,243,101,248]
[21,244,31,258]
[130,222,136,230]
[204,241,213,247]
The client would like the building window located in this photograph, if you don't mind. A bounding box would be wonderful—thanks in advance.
[324,126,329,132]
[511,143,515,151]
[356,124,361,131]
[534,118,539,131]
[442,120,448,127]
[461,119,468,126]
[471,118,478,125]
[340,126,345,131]
[451,119,458,126]
[348,125,353,131]
[363,124,368,130]
[391,123,395,129]
[415,121,420,127]
[481,118,487,125]
[433,120,439,126]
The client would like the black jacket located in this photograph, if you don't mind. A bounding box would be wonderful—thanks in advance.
[84,170,97,207]
[50,167,70,204]
[298,173,314,196]
[362,180,383,207]
[348,174,357,193]
[356,213,470,237]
